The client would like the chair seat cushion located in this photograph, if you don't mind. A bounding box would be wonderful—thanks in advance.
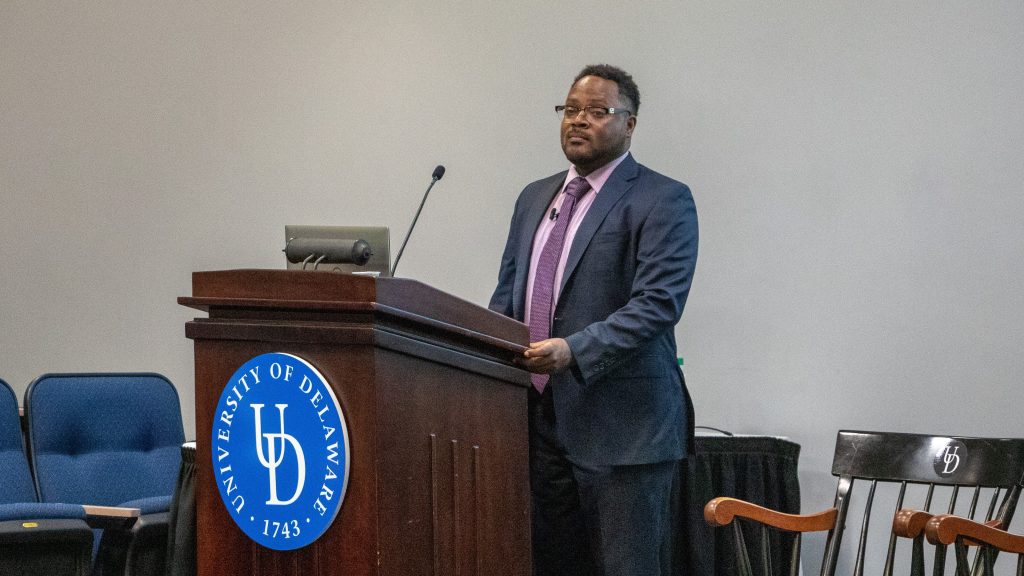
[0,502,86,522]
[118,495,172,515]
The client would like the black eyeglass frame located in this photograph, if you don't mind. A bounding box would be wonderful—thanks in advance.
[555,105,634,121]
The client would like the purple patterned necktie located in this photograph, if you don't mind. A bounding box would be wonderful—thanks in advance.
[528,176,591,393]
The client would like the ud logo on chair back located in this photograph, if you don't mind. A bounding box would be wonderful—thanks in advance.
[934,439,967,478]
[937,436,966,477]
[212,353,350,551]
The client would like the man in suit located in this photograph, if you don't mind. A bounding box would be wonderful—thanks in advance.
[489,64,698,576]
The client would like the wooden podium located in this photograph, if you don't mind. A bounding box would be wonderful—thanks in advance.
[179,270,531,576]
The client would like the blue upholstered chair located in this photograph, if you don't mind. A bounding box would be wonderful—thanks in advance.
[0,376,95,576]
[24,373,185,576]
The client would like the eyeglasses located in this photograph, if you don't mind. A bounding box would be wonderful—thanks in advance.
[555,105,633,122]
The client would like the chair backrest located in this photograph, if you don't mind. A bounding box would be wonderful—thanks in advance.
[25,373,185,507]
[822,430,1024,576]
[0,377,39,504]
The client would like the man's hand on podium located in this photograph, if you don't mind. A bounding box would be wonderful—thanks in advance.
[519,338,575,374]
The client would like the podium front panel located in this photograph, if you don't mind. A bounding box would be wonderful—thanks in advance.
[374,345,530,576]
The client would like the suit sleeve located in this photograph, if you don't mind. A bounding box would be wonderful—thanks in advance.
[488,196,522,318]
[564,182,698,382]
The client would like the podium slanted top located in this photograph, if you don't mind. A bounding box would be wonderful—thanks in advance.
[178,269,528,360]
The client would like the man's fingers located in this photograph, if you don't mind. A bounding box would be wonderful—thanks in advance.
[520,339,572,374]
[524,341,553,358]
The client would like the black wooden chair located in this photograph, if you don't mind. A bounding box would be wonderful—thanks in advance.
[704,430,1024,576]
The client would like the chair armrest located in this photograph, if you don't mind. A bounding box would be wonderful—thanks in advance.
[894,509,1003,540]
[704,497,837,532]
[893,508,934,538]
[83,505,140,531]
[926,514,1024,553]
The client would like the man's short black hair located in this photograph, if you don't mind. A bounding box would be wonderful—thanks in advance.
[573,64,640,114]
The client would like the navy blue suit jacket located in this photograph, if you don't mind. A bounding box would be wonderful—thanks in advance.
[489,154,698,466]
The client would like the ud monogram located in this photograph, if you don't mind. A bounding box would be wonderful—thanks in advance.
[212,353,350,550]
[933,439,967,478]
[941,445,960,474]
[252,403,306,506]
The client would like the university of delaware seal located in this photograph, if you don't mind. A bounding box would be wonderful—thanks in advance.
[211,352,350,550]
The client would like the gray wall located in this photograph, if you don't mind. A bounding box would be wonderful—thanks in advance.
[2,1,1022,572]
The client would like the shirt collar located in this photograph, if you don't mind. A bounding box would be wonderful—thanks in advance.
[566,151,630,195]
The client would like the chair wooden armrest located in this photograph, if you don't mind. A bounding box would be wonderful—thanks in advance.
[704,497,837,532]
[82,505,140,531]
[895,509,1004,541]
[893,508,934,538]
[925,514,1024,553]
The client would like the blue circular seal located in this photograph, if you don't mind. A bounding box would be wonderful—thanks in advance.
[211,353,350,550]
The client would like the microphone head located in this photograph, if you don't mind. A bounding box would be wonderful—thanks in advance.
[432,165,446,181]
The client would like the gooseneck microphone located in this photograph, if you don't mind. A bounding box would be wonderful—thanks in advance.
[390,165,445,277]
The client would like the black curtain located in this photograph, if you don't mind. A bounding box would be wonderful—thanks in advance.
[165,443,196,576]
[677,436,802,576]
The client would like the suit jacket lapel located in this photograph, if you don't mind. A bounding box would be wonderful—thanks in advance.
[558,154,639,296]
[513,175,565,320]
